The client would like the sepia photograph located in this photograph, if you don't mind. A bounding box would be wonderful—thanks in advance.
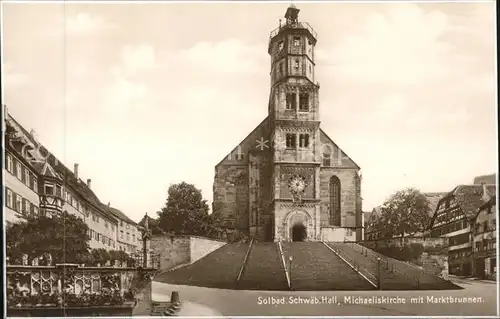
[1,0,498,317]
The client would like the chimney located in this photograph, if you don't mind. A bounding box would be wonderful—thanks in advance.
[74,163,79,179]
[87,179,91,189]
[481,183,490,201]
[108,201,111,208]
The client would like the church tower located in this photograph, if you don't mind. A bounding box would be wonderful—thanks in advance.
[213,5,363,243]
[268,5,323,241]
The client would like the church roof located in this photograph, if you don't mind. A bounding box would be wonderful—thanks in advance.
[214,117,269,168]
[319,129,361,170]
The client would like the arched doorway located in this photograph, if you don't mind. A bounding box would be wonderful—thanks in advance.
[291,223,307,242]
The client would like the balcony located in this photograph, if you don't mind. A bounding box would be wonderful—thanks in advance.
[269,21,317,45]
[448,242,472,251]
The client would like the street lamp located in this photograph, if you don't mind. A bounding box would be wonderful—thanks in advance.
[377,257,381,290]
[289,256,293,290]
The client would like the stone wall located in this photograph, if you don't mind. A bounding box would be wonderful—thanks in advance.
[320,226,357,242]
[319,168,359,228]
[189,236,226,264]
[360,237,449,274]
[361,237,449,250]
[150,235,227,272]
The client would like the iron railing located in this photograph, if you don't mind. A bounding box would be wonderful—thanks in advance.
[269,21,317,44]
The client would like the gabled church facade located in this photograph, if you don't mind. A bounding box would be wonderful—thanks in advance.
[213,5,363,242]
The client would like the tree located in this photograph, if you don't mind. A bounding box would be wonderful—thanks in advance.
[6,211,91,264]
[378,188,431,241]
[157,182,212,236]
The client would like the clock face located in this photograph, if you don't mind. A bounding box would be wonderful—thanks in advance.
[288,175,306,194]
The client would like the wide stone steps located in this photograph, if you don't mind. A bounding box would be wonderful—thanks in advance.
[238,242,288,290]
[154,242,249,289]
[281,242,375,291]
[329,242,460,290]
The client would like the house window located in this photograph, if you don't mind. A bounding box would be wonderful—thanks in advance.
[308,65,312,74]
[286,93,296,110]
[22,198,28,214]
[346,229,353,236]
[323,153,331,166]
[483,221,489,232]
[127,232,130,241]
[16,162,22,179]
[30,203,35,215]
[24,168,30,185]
[56,185,62,197]
[293,36,300,46]
[120,230,124,239]
[102,235,105,244]
[286,134,296,148]
[121,221,124,227]
[126,223,130,229]
[45,184,54,195]
[299,93,309,111]
[294,59,299,69]
[133,234,136,242]
[105,221,109,228]
[279,62,284,75]
[329,176,341,226]
[299,134,309,148]
[15,194,22,212]
[6,154,13,173]
[6,188,13,208]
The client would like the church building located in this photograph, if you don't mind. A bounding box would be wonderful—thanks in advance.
[213,5,363,242]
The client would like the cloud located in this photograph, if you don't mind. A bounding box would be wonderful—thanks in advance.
[105,73,149,114]
[120,44,156,75]
[2,63,32,88]
[318,2,494,134]
[65,12,118,35]
[44,12,118,37]
[326,4,452,88]
[178,39,267,75]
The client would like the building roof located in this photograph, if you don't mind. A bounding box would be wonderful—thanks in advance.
[423,192,448,217]
[104,205,137,226]
[473,174,496,185]
[4,111,138,224]
[449,184,496,219]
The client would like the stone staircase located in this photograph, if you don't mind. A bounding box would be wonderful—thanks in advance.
[281,242,375,291]
[150,301,170,316]
[327,242,460,290]
[238,242,288,290]
[154,242,249,289]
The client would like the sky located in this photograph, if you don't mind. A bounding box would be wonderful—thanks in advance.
[2,1,497,223]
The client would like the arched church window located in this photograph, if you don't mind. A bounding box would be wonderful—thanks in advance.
[329,176,341,226]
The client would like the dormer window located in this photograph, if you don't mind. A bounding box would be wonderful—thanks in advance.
[44,184,54,195]
[293,37,300,46]
[56,185,62,197]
